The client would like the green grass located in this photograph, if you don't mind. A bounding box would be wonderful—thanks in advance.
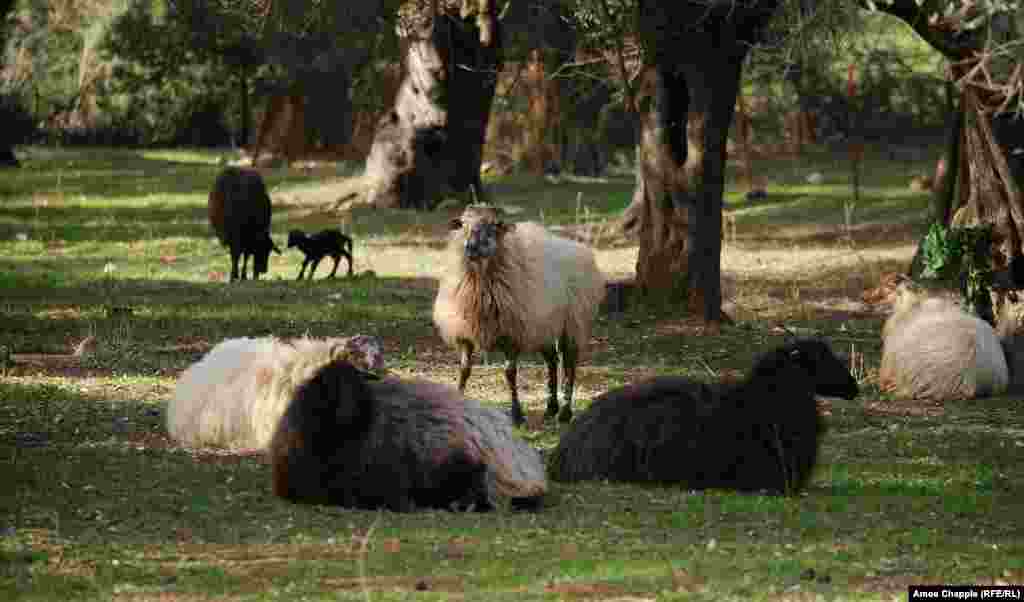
[2,146,1023,601]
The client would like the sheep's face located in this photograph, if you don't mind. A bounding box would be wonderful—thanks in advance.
[253,233,283,276]
[286,230,306,249]
[451,207,514,264]
[788,340,860,400]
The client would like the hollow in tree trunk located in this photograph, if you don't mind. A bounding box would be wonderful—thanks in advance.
[364,2,501,210]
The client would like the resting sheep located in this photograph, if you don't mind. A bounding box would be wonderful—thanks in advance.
[433,205,606,425]
[166,335,383,450]
[286,229,354,280]
[208,167,281,281]
[269,359,547,511]
[549,339,859,493]
[879,281,1008,400]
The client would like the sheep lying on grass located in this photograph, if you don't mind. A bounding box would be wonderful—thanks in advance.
[270,359,547,511]
[433,205,606,425]
[166,335,382,450]
[208,167,281,281]
[286,229,354,280]
[549,339,859,493]
[880,281,1008,400]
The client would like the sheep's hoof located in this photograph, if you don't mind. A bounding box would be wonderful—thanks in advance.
[557,405,573,423]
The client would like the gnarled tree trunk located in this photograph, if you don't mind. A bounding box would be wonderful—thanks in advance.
[0,0,20,168]
[623,2,777,325]
[877,1,1024,333]
[364,1,501,210]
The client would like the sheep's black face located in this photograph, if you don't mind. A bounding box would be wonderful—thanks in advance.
[790,340,860,400]
[286,230,305,249]
[464,221,502,261]
[254,234,283,276]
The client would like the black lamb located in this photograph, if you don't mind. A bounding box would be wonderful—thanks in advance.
[286,229,353,280]
[549,339,859,494]
[208,167,281,281]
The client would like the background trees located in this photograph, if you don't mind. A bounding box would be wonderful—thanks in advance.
[2,0,1021,327]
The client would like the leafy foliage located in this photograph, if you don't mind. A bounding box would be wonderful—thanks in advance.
[920,222,995,320]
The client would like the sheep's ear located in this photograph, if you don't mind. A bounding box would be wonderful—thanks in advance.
[448,218,463,230]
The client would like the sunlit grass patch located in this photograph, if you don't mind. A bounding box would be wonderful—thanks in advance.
[1,146,1022,600]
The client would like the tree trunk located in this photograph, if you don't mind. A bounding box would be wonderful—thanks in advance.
[0,0,19,168]
[875,0,1023,332]
[238,66,250,149]
[364,3,501,210]
[624,2,775,324]
[625,66,691,300]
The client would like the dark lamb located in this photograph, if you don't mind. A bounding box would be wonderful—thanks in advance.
[549,339,859,494]
[269,359,547,512]
[286,229,354,280]
[208,167,281,281]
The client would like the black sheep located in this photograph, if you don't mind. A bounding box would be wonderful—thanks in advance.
[549,339,859,494]
[286,229,354,280]
[270,359,547,511]
[208,167,281,281]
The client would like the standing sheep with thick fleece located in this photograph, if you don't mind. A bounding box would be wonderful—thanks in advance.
[549,339,859,493]
[433,205,606,425]
[166,335,383,450]
[208,167,281,282]
[879,280,1008,400]
[269,359,547,511]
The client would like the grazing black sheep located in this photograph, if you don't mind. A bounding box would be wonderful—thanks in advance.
[549,339,859,494]
[208,167,281,281]
[270,359,547,512]
[286,229,354,280]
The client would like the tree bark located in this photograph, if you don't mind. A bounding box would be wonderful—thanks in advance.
[874,0,1023,331]
[624,2,776,324]
[364,2,502,210]
[0,0,20,168]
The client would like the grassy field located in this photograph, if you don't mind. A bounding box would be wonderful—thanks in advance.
[1,145,1022,601]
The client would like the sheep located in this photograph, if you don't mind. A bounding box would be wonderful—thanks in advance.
[879,281,1008,400]
[548,339,859,493]
[208,167,281,281]
[432,205,606,425]
[286,229,354,280]
[166,335,383,450]
[269,358,547,511]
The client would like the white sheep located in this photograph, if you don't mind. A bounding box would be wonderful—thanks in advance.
[166,335,383,450]
[433,205,606,424]
[880,281,1008,400]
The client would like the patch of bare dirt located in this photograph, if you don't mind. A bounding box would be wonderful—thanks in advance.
[544,580,629,599]
[6,354,114,378]
[862,398,946,418]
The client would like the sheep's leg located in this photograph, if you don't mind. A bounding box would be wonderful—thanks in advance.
[457,342,474,393]
[326,255,340,279]
[504,351,525,426]
[229,248,242,282]
[541,347,560,419]
[297,259,309,280]
[558,335,578,423]
[345,252,353,277]
[309,257,323,280]
[240,252,250,280]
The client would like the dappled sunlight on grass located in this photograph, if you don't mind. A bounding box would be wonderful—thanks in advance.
[2,145,1022,600]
